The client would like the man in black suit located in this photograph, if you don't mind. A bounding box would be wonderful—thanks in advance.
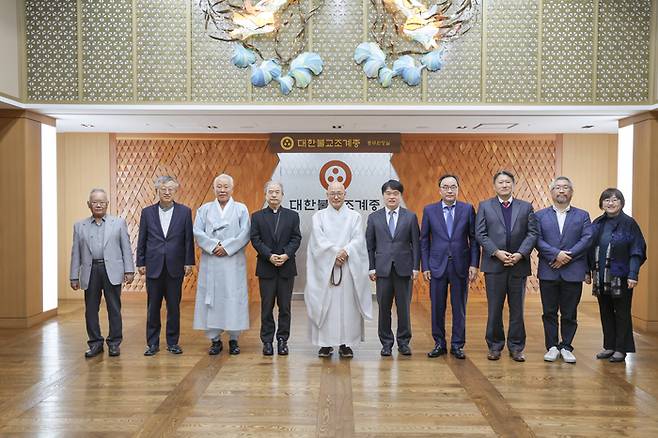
[137,176,195,356]
[475,170,538,362]
[250,181,302,356]
[366,180,420,356]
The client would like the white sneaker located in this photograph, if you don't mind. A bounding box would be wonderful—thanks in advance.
[561,348,576,364]
[544,346,560,362]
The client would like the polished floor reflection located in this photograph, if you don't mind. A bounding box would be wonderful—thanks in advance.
[0,295,657,437]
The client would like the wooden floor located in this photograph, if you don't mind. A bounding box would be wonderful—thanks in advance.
[1,295,658,437]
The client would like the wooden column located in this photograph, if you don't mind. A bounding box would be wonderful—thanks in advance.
[627,111,658,332]
[0,110,56,327]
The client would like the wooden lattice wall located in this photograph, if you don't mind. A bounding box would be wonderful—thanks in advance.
[394,134,559,298]
[111,134,277,300]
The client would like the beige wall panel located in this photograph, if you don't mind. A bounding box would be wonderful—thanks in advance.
[0,116,43,324]
[561,133,617,302]
[57,133,110,300]
[0,0,20,98]
[631,119,658,330]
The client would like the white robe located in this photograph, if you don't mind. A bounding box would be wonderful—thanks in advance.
[305,205,372,346]
[193,198,251,331]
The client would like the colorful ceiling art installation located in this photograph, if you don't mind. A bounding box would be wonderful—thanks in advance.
[355,0,480,87]
[201,0,325,95]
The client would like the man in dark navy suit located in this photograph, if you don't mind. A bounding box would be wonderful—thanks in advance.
[250,181,301,356]
[137,176,195,356]
[366,179,420,356]
[535,176,592,364]
[421,174,480,359]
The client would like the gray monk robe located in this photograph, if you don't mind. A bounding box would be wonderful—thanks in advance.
[305,204,372,346]
[193,198,251,332]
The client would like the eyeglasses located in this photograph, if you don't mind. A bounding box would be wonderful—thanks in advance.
[603,198,620,204]
[440,185,458,191]
[90,201,107,206]
[552,185,572,192]
[159,187,176,193]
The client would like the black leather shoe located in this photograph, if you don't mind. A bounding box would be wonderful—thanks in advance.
[209,339,223,355]
[427,345,446,358]
[229,340,240,355]
[338,344,353,358]
[510,350,526,362]
[167,344,183,354]
[277,339,289,356]
[108,345,120,357]
[318,346,333,357]
[263,342,274,356]
[144,345,160,356]
[381,346,392,356]
[398,344,412,356]
[450,348,466,360]
[84,346,103,358]
[487,349,501,360]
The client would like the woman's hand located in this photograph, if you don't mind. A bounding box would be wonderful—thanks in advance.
[628,279,638,289]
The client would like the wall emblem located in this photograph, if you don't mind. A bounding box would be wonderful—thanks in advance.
[319,160,352,190]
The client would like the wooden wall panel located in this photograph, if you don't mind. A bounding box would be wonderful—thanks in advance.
[395,135,558,299]
[57,133,111,300]
[112,135,276,301]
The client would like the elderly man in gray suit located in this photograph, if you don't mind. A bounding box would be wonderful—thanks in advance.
[366,179,420,356]
[70,188,134,358]
[475,171,538,362]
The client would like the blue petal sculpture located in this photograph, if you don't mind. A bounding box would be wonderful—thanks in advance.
[231,44,257,68]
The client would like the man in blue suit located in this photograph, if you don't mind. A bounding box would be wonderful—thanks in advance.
[535,176,592,364]
[421,175,480,359]
[137,176,195,356]
[366,180,420,356]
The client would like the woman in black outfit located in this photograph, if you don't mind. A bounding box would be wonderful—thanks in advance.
[587,188,646,362]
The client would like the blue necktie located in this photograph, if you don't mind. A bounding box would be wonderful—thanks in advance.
[388,210,396,237]
[445,205,454,238]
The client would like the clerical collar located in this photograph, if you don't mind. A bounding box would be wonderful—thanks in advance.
[552,204,570,214]
[268,206,279,214]
[159,203,174,212]
[498,196,513,204]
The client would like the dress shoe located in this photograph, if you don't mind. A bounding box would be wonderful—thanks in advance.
[84,346,103,358]
[263,342,274,356]
[450,348,466,360]
[277,339,289,356]
[596,349,614,359]
[543,346,560,362]
[338,344,353,358]
[318,346,333,357]
[609,352,626,362]
[560,348,576,364]
[108,345,120,357]
[229,340,240,355]
[427,345,446,358]
[398,345,412,356]
[487,349,501,361]
[144,345,160,356]
[380,346,392,356]
[510,350,525,362]
[208,339,223,355]
[167,344,183,355]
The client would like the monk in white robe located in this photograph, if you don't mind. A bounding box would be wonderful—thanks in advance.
[305,181,372,358]
[193,174,250,355]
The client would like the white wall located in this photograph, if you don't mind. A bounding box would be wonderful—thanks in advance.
[0,0,21,99]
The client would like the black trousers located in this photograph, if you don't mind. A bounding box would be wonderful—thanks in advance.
[376,265,413,348]
[145,268,184,347]
[485,271,527,352]
[598,290,636,353]
[429,260,468,349]
[85,263,122,348]
[259,275,294,343]
[539,279,582,351]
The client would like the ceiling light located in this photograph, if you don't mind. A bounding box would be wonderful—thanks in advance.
[207,125,219,129]
[80,123,94,128]
[456,125,468,129]
[581,125,594,129]
[472,123,518,130]
[332,125,343,129]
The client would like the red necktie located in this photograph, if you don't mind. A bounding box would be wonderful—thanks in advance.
[502,201,510,208]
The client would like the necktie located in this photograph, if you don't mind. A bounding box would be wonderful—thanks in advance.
[502,201,510,208]
[388,210,396,237]
[445,205,454,237]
